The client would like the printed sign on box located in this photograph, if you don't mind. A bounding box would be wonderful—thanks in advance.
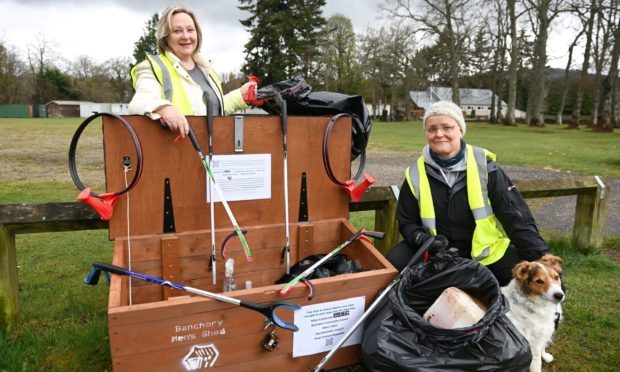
[292,296,366,357]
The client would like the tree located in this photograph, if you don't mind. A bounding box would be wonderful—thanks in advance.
[316,14,362,93]
[595,0,619,130]
[556,28,584,124]
[27,34,56,104]
[485,0,510,123]
[506,0,520,125]
[590,0,615,126]
[358,26,388,117]
[291,0,328,80]
[69,56,107,101]
[571,0,598,126]
[133,13,159,65]
[104,57,133,102]
[0,41,24,104]
[523,0,568,126]
[384,0,478,105]
[239,0,326,85]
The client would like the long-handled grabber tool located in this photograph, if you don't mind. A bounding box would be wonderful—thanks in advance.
[85,261,300,331]
[205,99,217,284]
[172,120,252,262]
[279,229,385,297]
[274,94,292,274]
[311,235,435,371]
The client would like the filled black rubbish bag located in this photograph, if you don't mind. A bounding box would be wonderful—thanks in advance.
[362,251,531,371]
[255,76,372,161]
[274,253,362,284]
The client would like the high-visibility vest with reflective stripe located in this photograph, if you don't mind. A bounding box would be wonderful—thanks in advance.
[130,54,225,115]
[405,145,510,265]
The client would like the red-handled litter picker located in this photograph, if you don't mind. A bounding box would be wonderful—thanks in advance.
[85,261,300,331]
[311,235,435,371]
[279,229,385,298]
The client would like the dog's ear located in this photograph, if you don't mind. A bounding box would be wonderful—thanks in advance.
[512,261,533,282]
[540,254,564,272]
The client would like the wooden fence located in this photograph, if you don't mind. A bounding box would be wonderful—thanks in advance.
[0,176,609,330]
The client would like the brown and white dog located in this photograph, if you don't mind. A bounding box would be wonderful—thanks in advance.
[501,254,565,372]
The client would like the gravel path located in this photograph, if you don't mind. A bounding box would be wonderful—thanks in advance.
[362,148,619,237]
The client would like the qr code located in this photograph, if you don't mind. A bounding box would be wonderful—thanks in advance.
[325,337,333,347]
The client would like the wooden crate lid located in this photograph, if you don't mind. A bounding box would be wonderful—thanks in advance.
[103,115,351,239]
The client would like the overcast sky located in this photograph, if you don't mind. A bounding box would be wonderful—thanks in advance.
[0,0,578,75]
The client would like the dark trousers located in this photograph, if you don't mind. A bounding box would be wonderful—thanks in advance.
[386,241,526,287]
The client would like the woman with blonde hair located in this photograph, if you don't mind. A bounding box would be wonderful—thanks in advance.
[129,5,255,137]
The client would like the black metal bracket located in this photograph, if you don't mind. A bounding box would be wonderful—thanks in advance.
[163,178,176,234]
[298,172,308,222]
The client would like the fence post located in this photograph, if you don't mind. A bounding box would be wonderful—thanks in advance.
[351,186,401,255]
[0,224,19,331]
[573,176,609,253]
[373,186,400,255]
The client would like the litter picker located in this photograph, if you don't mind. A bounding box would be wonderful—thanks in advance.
[279,229,385,297]
[68,112,144,221]
[166,119,252,262]
[205,98,217,284]
[85,261,300,331]
[275,94,292,274]
[311,235,435,371]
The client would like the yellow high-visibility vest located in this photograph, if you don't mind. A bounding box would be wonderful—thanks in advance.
[405,144,510,265]
[131,53,224,115]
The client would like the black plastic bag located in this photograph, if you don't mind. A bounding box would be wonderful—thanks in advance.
[362,251,531,371]
[255,75,312,106]
[256,76,372,160]
[275,253,362,284]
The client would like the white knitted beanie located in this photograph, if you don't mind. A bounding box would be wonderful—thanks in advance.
[422,100,466,135]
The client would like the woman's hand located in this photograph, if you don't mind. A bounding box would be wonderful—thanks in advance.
[240,81,258,102]
[156,105,189,138]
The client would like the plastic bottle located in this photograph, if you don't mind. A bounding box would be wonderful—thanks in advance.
[223,258,237,292]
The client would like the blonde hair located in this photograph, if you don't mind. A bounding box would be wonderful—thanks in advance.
[157,5,203,56]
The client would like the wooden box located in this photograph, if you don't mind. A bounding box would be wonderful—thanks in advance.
[101,115,396,371]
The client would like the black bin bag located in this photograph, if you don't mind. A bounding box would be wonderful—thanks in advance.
[256,76,371,161]
[361,251,531,371]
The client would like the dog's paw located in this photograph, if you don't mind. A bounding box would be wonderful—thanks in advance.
[542,351,554,363]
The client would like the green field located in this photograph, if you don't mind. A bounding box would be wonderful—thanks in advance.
[1,117,619,371]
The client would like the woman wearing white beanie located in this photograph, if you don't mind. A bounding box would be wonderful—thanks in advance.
[387,100,548,286]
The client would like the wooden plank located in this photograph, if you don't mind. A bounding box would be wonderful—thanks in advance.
[0,202,106,234]
[0,225,18,330]
[297,223,315,257]
[161,236,181,299]
[514,177,599,198]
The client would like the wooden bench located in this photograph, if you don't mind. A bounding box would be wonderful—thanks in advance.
[0,176,609,330]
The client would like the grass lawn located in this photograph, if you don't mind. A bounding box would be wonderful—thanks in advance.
[1,117,619,371]
[369,120,620,178]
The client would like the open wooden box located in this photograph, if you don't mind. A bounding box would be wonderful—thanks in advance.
[101,115,397,371]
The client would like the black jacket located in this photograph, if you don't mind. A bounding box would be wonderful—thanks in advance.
[397,159,548,261]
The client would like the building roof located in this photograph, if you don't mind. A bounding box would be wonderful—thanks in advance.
[46,100,94,106]
[409,87,507,109]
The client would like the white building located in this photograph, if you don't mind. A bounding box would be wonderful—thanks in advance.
[409,87,526,119]
[79,102,129,117]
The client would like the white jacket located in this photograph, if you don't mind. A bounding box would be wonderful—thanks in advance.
[128,51,248,118]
